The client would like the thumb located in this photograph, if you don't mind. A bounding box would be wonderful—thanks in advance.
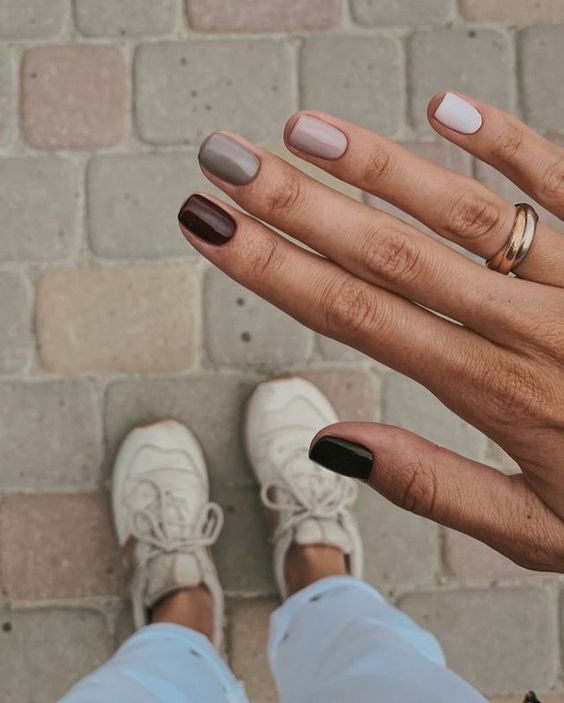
[309,422,564,572]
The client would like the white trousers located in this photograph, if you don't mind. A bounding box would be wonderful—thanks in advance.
[60,576,487,703]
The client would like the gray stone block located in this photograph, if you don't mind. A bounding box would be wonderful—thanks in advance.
[351,0,453,26]
[409,29,513,134]
[357,483,440,588]
[135,40,295,146]
[87,153,202,258]
[0,608,112,703]
[0,273,32,375]
[0,0,67,37]
[104,374,258,488]
[75,0,176,36]
[204,268,314,370]
[383,371,487,460]
[0,381,102,489]
[520,27,564,132]
[400,587,558,695]
[301,35,404,136]
[0,157,78,261]
[0,48,14,146]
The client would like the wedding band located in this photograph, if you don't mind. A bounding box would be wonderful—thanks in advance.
[486,203,539,275]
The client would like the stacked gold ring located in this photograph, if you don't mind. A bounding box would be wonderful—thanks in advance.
[486,203,539,275]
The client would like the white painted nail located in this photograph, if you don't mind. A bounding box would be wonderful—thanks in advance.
[434,93,482,134]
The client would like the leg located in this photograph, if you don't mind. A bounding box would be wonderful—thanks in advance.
[269,576,487,703]
[245,377,487,703]
[59,420,248,703]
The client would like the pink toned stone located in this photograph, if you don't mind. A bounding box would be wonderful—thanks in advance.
[299,368,382,422]
[36,265,197,375]
[21,45,128,149]
[186,0,343,32]
[0,493,124,599]
[443,529,531,580]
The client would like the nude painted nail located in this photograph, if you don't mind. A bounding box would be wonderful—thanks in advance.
[433,93,482,135]
[199,132,260,186]
[288,115,348,159]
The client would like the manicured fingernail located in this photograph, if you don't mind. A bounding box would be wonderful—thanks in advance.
[178,194,236,246]
[433,93,482,134]
[309,436,373,481]
[198,132,260,186]
[288,115,348,160]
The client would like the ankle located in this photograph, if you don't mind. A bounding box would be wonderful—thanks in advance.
[285,544,348,596]
[151,585,214,642]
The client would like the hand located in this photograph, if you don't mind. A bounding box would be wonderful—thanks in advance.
[178,92,564,573]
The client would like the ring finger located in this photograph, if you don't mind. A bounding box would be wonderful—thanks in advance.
[283,109,564,288]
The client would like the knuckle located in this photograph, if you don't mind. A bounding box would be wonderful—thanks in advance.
[263,170,304,219]
[243,230,283,281]
[359,146,393,184]
[359,225,423,286]
[494,122,525,161]
[399,460,440,519]
[540,157,564,202]
[322,276,378,337]
[445,191,505,243]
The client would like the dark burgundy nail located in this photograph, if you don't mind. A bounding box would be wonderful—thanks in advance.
[309,436,373,481]
[178,194,236,246]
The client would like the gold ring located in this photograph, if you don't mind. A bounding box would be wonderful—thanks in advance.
[486,203,539,275]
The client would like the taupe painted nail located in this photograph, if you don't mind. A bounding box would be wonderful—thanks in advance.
[288,115,348,160]
[198,132,260,186]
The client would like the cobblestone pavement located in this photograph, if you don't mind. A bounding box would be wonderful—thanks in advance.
[0,1,563,701]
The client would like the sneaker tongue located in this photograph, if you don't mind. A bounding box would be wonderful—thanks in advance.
[294,517,353,553]
[143,551,201,608]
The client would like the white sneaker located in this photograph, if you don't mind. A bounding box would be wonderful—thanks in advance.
[245,377,363,599]
[112,419,224,648]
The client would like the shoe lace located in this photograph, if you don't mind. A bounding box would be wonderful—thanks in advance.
[260,440,357,543]
[129,474,223,579]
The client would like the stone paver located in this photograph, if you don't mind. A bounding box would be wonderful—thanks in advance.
[0,608,111,703]
[460,0,564,24]
[357,483,440,588]
[0,0,66,38]
[75,0,176,36]
[135,41,295,146]
[104,374,257,488]
[204,268,314,369]
[0,273,32,375]
[187,0,343,31]
[0,46,14,146]
[0,493,124,599]
[37,265,197,374]
[87,153,201,258]
[299,367,381,421]
[383,371,487,460]
[443,530,530,581]
[214,486,274,595]
[0,157,78,261]
[0,380,101,489]
[409,29,513,133]
[399,587,557,695]
[229,599,278,702]
[520,27,564,133]
[301,36,403,136]
[351,0,453,26]
[21,45,128,149]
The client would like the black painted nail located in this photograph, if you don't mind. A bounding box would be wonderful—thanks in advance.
[178,194,236,246]
[309,436,373,481]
